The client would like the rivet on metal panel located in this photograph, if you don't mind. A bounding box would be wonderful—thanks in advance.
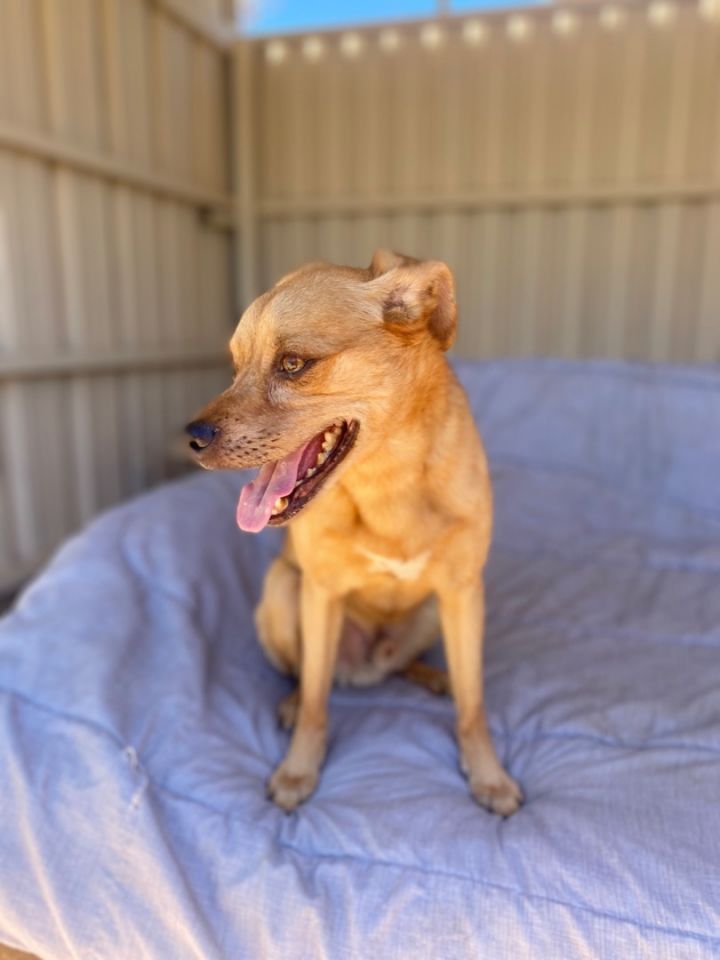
[302,35,325,61]
[552,10,579,35]
[462,19,488,45]
[265,40,288,64]
[506,14,533,41]
[340,32,364,57]
[378,28,401,51]
[419,23,444,49]
[647,0,677,25]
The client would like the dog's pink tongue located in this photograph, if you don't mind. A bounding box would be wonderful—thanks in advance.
[236,445,305,533]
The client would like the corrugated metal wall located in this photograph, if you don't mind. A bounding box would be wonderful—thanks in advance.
[249,0,720,363]
[0,0,235,590]
[1,0,719,591]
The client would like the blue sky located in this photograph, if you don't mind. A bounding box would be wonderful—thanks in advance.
[244,0,545,35]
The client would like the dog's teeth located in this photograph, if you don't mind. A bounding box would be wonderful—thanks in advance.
[272,497,288,515]
[316,451,328,466]
[304,466,316,478]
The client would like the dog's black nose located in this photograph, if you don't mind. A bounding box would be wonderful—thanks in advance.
[185,420,219,452]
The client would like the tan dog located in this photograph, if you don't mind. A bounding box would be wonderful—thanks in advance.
[186,250,522,816]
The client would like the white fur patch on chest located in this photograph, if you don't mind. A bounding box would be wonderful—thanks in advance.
[356,546,430,581]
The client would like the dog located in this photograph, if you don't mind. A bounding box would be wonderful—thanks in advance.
[186,250,522,816]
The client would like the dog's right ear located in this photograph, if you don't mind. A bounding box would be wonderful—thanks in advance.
[368,254,457,351]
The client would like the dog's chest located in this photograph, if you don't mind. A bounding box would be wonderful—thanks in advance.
[354,545,430,582]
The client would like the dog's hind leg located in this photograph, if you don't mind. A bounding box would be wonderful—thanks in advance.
[255,555,301,676]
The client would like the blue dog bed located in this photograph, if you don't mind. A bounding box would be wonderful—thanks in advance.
[1,360,718,958]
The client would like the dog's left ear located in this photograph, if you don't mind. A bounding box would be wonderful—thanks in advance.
[368,248,421,277]
[368,254,457,351]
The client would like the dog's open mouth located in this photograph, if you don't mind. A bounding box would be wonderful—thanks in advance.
[236,419,359,532]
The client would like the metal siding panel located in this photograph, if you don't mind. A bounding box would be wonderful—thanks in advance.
[0,156,35,349]
[392,36,423,197]
[315,216,347,266]
[453,212,473,357]
[0,6,11,124]
[1,0,48,130]
[650,204,681,361]
[259,219,281,290]
[559,208,587,358]
[0,385,18,578]
[192,39,227,191]
[544,19,583,189]
[18,160,66,351]
[472,210,502,358]
[483,30,507,193]
[661,7,697,184]
[3,384,42,562]
[625,206,659,359]
[4,3,720,584]
[43,0,106,149]
[313,43,346,200]
[350,42,383,201]
[669,203,704,361]
[637,14,676,182]
[0,156,20,349]
[285,45,314,203]
[252,9,720,365]
[597,11,644,184]
[153,12,194,182]
[266,46,294,202]
[113,188,148,494]
[684,16,720,181]
[128,0,155,167]
[258,42,285,201]
[696,203,720,361]
[0,1,233,586]
[581,208,614,357]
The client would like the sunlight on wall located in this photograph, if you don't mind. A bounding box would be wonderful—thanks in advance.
[259,0,718,59]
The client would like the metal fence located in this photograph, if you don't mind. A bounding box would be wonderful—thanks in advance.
[0,0,235,589]
[244,0,720,362]
[1,0,719,589]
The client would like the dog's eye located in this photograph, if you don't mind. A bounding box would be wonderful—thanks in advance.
[279,355,307,377]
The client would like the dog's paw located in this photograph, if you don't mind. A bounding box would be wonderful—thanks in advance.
[267,762,318,813]
[469,770,523,817]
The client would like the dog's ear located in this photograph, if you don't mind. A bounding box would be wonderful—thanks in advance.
[368,248,421,278]
[369,256,457,351]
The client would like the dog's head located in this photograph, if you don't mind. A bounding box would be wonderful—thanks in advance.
[185,250,456,532]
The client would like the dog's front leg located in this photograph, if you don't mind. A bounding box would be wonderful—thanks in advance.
[268,575,343,812]
[439,579,522,816]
